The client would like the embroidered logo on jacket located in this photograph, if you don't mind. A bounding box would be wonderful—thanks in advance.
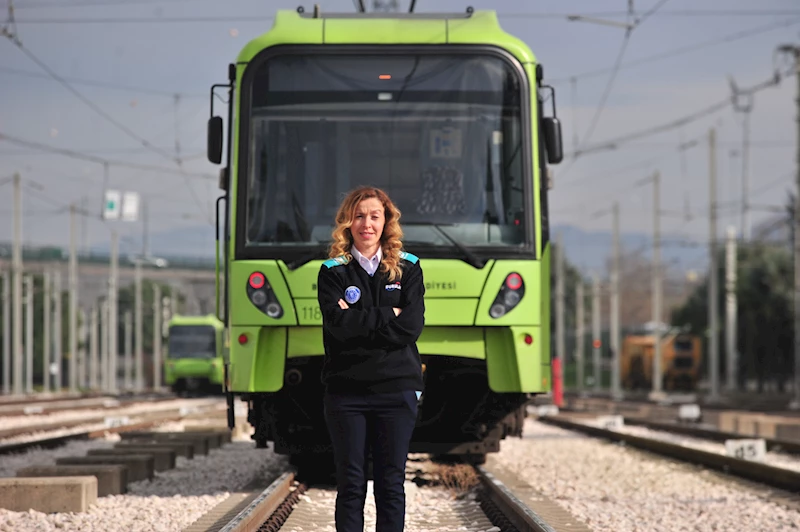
[385,283,402,291]
[344,285,361,304]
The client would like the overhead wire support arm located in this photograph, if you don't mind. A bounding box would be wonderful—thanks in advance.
[1,0,20,46]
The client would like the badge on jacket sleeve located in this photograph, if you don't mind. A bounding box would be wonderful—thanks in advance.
[344,286,361,304]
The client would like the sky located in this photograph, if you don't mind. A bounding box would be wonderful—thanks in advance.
[1,0,799,274]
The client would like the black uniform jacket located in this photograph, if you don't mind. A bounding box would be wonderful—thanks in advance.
[317,251,425,394]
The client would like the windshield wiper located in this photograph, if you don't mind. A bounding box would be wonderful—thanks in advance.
[403,223,485,268]
[285,247,328,271]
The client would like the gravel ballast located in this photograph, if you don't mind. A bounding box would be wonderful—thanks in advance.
[5,413,799,531]
[494,418,800,532]
[0,423,285,532]
[607,421,800,474]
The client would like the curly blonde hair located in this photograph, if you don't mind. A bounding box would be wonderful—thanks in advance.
[329,186,405,281]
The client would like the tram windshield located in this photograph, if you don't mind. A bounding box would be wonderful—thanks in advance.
[239,52,532,261]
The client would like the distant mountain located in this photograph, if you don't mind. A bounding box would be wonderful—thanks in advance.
[84,225,216,261]
[551,223,708,277]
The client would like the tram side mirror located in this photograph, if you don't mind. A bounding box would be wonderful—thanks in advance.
[542,117,563,164]
[208,116,223,165]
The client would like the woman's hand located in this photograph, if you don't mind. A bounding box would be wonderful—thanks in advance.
[338,298,400,317]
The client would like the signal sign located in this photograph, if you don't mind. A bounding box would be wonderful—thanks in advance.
[593,339,601,349]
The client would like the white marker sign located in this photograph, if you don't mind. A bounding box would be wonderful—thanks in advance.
[121,191,140,221]
[104,416,131,428]
[678,404,701,421]
[725,439,766,462]
[536,405,559,417]
[597,415,624,430]
[179,406,199,416]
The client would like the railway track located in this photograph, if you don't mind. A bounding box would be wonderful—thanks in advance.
[0,399,227,455]
[0,392,109,407]
[560,391,800,417]
[621,416,800,455]
[185,456,590,532]
[0,391,177,417]
[539,414,800,496]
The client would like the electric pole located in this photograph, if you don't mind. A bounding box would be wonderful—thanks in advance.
[2,271,9,395]
[651,171,663,396]
[708,127,720,402]
[134,260,143,391]
[575,281,585,393]
[24,275,32,394]
[592,274,601,392]
[153,284,162,391]
[729,76,754,241]
[124,310,132,390]
[610,201,622,399]
[90,305,98,390]
[777,44,800,408]
[171,286,178,318]
[12,173,23,396]
[725,226,738,392]
[43,271,51,393]
[78,308,86,389]
[53,270,62,391]
[68,204,78,392]
[101,299,109,391]
[108,231,119,393]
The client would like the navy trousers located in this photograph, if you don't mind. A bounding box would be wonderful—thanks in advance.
[323,390,418,532]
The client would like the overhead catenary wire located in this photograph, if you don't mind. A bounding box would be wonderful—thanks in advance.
[0,66,204,98]
[561,66,794,172]
[4,10,794,98]
[561,0,670,179]
[7,43,182,165]
[2,11,212,223]
[6,2,795,231]
[12,9,800,22]
[0,131,215,179]
[634,0,672,26]
[550,17,800,85]
[17,0,205,8]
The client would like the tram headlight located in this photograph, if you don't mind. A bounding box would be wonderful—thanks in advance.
[489,304,506,318]
[250,290,267,306]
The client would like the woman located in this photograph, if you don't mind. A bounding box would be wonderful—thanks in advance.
[317,186,425,532]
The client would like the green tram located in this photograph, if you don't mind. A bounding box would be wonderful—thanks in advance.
[207,6,563,467]
[164,314,225,394]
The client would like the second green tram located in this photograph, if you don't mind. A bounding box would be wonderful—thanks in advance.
[164,314,225,394]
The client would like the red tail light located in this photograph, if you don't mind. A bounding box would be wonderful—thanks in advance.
[246,272,284,319]
[249,272,265,289]
[489,272,525,319]
[506,273,522,290]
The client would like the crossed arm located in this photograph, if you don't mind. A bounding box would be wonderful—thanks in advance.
[317,267,397,342]
[317,263,425,347]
